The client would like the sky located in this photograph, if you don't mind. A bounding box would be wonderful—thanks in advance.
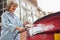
[37,0,60,12]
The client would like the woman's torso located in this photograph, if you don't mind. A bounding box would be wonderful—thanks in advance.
[1,11,22,40]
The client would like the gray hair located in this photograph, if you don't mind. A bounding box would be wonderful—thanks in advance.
[6,1,18,11]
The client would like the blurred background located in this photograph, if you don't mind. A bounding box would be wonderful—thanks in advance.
[0,0,60,39]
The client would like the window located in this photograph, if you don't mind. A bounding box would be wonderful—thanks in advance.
[28,16,33,23]
[21,1,26,7]
[3,0,7,2]
[0,0,3,3]
[0,17,1,22]
[0,0,7,20]
[27,3,31,10]
[20,7,27,23]
[27,10,31,16]
[23,9,27,22]
[14,0,39,23]
[0,0,7,31]
[4,2,7,8]
[0,10,3,16]
[0,3,3,9]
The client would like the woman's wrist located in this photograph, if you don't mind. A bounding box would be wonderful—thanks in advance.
[16,27,25,32]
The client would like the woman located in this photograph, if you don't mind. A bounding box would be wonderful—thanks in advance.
[1,1,26,40]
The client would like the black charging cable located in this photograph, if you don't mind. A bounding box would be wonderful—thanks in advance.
[14,28,27,40]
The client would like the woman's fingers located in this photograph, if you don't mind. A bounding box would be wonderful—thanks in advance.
[19,27,26,33]
[23,22,30,25]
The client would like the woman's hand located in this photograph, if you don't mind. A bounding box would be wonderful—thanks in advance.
[23,22,31,28]
[23,21,30,26]
[16,27,25,33]
[23,21,37,28]
[19,27,26,33]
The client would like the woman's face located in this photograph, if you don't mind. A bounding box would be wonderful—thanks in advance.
[9,4,17,13]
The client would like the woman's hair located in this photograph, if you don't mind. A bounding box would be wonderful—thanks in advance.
[6,1,18,11]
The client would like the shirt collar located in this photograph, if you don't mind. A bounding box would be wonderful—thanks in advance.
[6,11,14,15]
[6,11,15,18]
[5,11,10,14]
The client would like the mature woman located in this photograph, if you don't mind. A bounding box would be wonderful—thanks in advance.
[1,1,26,40]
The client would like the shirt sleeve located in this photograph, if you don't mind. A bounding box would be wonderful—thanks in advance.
[15,15,23,27]
[19,20,23,27]
[1,14,17,32]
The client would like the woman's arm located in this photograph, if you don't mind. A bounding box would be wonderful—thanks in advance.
[1,14,25,32]
[16,27,25,33]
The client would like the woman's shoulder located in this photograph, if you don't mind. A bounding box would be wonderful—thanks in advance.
[1,11,9,17]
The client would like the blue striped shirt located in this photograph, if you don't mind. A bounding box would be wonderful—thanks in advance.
[1,11,23,40]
